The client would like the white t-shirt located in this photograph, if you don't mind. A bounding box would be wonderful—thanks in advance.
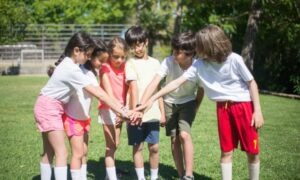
[125,56,161,123]
[157,56,198,104]
[41,57,93,104]
[64,65,99,120]
[183,52,253,102]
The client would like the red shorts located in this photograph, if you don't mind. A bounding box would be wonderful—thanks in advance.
[62,114,91,137]
[216,101,259,154]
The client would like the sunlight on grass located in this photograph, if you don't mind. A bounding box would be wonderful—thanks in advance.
[0,76,299,179]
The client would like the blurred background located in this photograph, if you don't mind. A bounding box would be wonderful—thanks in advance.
[0,0,299,95]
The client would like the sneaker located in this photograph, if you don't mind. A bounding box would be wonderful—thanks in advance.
[181,175,194,180]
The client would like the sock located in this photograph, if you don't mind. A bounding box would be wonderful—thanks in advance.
[70,169,81,180]
[40,162,52,180]
[81,164,87,180]
[54,166,67,180]
[135,167,145,180]
[106,166,117,180]
[150,168,159,180]
[221,162,232,180]
[248,162,260,180]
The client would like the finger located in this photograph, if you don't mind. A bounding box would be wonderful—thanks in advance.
[251,118,254,127]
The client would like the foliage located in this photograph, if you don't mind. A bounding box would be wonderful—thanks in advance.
[30,0,135,24]
[135,0,174,56]
[0,76,300,179]
[254,0,300,94]
[0,0,31,44]
[1,0,299,94]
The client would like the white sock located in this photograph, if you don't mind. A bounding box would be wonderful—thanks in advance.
[70,169,81,180]
[135,167,145,180]
[106,166,117,180]
[221,162,232,180]
[150,168,159,180]
[54,166,67,180]
[249,162,260,180]
[40,162,52,180]
[81,164,87,180]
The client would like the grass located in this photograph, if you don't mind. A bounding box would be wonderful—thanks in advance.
[0,76,299,180]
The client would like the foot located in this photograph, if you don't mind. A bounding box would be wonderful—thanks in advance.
[181,175,194,180]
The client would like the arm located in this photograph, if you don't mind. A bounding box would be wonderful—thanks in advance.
[100,71,122,106]
[84,85,130,118]
[135,75,187,113]
[248,80,264,129]
[140,75,162,104]
[128,80,139,109]
[195,87,204,112]
[158,92,166,127]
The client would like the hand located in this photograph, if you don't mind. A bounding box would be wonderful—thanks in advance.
[115,116,124,127]
[135,99,154,113]
[160,116,166,127]
[251,111,264,129]
[130,111,143,126]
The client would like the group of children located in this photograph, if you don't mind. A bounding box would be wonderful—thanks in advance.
[34,24,264,180]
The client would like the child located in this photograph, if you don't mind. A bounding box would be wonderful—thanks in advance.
[98,37,129,180]
[139,32,204,180]
[63,39,109,180]
[34,32,131,180]
[125,25,165,180]
[134,24,264,180]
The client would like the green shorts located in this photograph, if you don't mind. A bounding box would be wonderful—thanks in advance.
[164,100,197,136]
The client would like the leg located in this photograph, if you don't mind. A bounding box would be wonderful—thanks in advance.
[247,153,260,180]
[179,131,194,177]
[69,135,85,180]
[47,130,68,180]
[171,136,184,177]
[148,143,159,180]
[103,124,119,180]
[133,143,145,180]
[220,151,233,180]
[81,133,89,180]
[40,132,54,180]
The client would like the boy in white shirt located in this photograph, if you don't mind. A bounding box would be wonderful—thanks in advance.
[139,32,204,180]
[125,25,165,180]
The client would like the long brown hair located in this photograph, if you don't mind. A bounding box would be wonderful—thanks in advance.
[195,24,232,63]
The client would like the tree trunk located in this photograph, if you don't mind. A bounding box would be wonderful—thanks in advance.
[173,0,183,35]
[241,0,261,71]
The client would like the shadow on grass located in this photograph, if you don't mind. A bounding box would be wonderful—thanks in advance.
[32,157,211,180]
[87,157,212,180]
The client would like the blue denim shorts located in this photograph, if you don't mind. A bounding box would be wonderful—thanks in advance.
[127,121,160,146]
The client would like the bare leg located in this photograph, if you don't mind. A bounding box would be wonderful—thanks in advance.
[171,136,184,177]
[179,131,194,177]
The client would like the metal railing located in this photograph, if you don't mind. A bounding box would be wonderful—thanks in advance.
[0,24,129,74]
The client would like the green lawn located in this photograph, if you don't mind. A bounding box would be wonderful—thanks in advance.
[0,76,299,180]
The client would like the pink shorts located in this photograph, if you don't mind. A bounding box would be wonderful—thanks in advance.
[34,95,64,132]
[62,114,91,137]
[216,101,259,154]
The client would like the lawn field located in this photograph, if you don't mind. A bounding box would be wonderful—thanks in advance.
[0,76,299,180]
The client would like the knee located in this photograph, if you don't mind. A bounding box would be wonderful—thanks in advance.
[179,131,191,142]
[149,144,159,154]
[247,153,259,164]
[72,149,85,160]
[221,151,233,163]
[56,148,68,161]
[106,145,117,154]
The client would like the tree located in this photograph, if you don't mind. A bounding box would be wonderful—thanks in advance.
[0,0,30,44]
[241,0,261,71]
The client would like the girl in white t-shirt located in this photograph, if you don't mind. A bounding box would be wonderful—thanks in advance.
[98,37,129,180]
[134,25,264,180]
[34,32,130,180]
[63,39,109,180]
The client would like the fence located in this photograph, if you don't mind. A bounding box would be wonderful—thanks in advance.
[0,24,128,75]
